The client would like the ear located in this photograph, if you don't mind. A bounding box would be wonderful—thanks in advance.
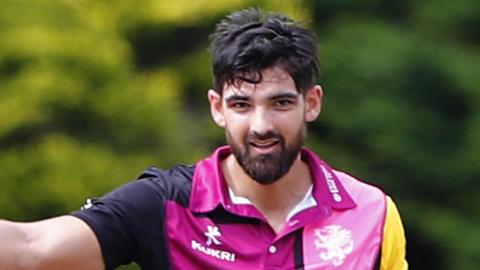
[304,85,323,122]
[207,89,226,128]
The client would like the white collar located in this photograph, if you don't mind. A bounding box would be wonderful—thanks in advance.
[228,185,317,221]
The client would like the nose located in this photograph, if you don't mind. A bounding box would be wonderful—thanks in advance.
[250,108,274,136]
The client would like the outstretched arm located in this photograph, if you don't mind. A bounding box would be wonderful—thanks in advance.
[0,215,103,270]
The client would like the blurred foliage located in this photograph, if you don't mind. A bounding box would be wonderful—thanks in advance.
[0,0,479,269]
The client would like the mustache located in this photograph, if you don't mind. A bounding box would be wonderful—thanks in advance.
[246,131,284,142]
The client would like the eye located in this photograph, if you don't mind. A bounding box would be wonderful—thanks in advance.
[229,101,251,112]
[275,99,294,109]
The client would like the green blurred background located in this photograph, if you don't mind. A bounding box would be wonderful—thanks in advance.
[1,0,479,269]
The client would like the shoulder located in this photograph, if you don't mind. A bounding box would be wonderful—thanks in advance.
[332,170,408,269]
[69,164,197,269]
[333,169,387,205]
[76,164,196,218]
[133,164,195,204]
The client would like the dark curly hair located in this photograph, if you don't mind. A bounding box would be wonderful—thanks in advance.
[209,8,320,94]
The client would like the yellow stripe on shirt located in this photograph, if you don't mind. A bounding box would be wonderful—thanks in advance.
[380,196,408,270]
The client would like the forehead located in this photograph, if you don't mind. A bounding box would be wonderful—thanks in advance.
[222,67,297,97]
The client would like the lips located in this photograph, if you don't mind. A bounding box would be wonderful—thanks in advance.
[251,140,278,147]
[249,139,280,153]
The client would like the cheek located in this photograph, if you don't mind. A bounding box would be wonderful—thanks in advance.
[224,115,249,140]
[275,113,305,139]
[277,111,304,128]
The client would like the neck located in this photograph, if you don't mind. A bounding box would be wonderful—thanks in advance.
[221,153,312,232]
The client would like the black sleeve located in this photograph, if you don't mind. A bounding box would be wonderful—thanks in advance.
[70,178,168,270]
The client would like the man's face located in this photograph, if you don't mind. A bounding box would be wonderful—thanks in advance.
[209,67,322,185]
[226,120,305,185]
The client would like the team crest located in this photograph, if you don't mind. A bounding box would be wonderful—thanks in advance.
[313,225,353,266]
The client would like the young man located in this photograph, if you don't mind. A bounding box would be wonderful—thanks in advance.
[0,8,407,270]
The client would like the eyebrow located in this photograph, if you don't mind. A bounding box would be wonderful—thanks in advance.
[268,93,299,100]
[224,94,250,104]
[224,91,300,104]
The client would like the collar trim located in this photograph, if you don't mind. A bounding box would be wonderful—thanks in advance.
[189,146,357,214]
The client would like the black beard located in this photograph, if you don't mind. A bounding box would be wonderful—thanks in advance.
[227,128,305,185]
